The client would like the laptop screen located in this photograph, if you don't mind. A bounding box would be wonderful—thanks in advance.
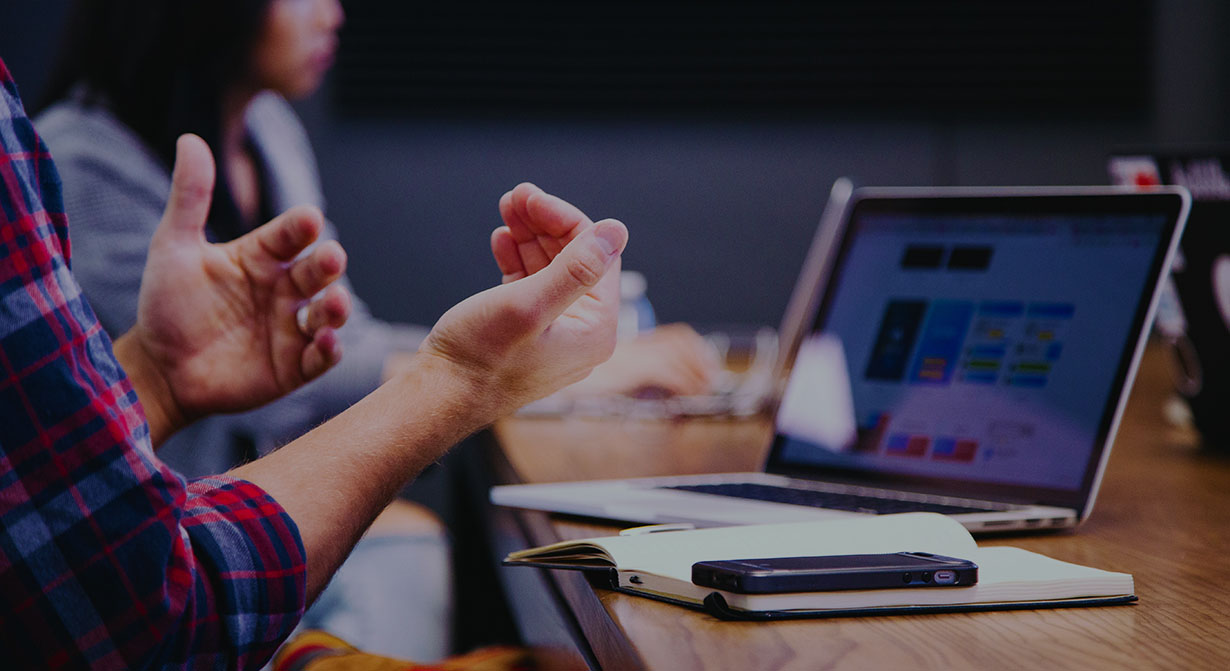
[767,190,1187,511]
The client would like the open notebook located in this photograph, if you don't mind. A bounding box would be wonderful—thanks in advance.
[503,513,1135,620]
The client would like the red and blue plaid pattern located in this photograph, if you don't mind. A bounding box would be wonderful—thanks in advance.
[0,59,306,669]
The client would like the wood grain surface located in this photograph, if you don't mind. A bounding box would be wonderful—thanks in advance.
[492,343,1230,670]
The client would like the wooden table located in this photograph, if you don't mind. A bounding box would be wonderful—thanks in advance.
[488,344,1230,670]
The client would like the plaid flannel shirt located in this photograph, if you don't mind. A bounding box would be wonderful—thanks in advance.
[0,59,306,669]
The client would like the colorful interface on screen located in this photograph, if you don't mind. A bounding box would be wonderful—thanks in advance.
[775,210,1167,491]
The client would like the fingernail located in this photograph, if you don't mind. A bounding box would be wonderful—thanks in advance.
[595,222,624,256]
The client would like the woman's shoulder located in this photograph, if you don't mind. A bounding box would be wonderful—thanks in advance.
[246,92,313,160]
[36,98,168,189]
[246,91,325,210]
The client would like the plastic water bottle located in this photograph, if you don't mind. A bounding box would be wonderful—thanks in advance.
[618,270,656,339]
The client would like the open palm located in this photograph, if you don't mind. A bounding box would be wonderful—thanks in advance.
[129,135,351,422]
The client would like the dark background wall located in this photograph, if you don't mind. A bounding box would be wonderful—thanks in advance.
[2,0,1228,329]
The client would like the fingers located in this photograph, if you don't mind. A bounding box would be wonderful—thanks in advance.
[249,205,328,263]
[517,218,628,326]
[296,285,350,381]
[498,183,540,242]
[513,233,551,277]
[523,189,592,240]
[491,227,526,283]
[300,327,343,382]
[299,284,351,335]
[499,183,594,276]
[156,134,216,242]
[289,239,347,298]
[498,187,548,273]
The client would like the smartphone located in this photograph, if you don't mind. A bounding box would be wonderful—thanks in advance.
[691,552,978,594]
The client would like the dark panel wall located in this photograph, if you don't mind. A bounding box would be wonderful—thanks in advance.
[0,2,70,105]
[332,1,1151,118]
[4,0,1228,329]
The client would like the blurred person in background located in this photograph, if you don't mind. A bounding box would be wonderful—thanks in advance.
[35,0,718,658]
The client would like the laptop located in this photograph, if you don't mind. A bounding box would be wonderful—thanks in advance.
[492,184,1191,533]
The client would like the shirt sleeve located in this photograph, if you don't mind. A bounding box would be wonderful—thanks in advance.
[0,61,306,670]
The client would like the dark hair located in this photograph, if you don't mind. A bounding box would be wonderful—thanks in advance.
[40,0,276,241]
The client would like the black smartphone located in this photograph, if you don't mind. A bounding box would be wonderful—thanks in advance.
[691,552,978,594]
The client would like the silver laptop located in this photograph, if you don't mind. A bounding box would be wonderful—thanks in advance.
[492,184,1190,533]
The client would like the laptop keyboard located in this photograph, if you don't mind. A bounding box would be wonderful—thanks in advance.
[664,483,999,515]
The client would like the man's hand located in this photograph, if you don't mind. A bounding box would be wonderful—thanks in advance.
[416,183,628,421]
[490,182,592,283]
[490,184,719,400]
[115,134,351,445]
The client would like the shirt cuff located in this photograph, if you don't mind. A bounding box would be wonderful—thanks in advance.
[179,476,308,667]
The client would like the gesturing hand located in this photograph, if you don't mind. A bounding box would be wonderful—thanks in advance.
[490,184,720,400]
[418,183,628,420]
[490,182,593,283]
[117,134,351,443]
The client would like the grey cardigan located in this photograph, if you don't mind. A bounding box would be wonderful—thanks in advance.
[36,92,428,476]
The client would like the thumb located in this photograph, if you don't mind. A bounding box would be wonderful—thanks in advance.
[519,218,628,323]
[156,134,215,242]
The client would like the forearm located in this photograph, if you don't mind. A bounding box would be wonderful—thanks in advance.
[229,352,492,601]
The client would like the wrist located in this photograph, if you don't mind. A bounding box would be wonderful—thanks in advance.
[396,350,509,434]
[113,330,189,447]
